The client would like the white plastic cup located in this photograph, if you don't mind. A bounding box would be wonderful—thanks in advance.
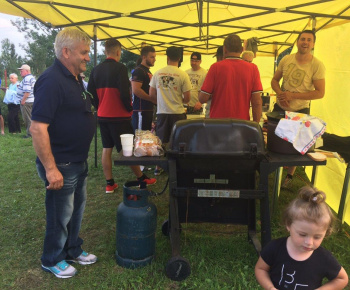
[122,145,133,157]
[120,134,134,146]
[120,134,134,156]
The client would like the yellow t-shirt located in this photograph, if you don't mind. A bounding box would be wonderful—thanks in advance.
[277,54,326,111]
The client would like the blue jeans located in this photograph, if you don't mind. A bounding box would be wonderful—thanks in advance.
[36,160,88,267]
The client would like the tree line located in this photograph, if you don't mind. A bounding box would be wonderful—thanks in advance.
[0,18,139,87]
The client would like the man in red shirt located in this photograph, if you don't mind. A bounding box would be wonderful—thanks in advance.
[199,34,263,123]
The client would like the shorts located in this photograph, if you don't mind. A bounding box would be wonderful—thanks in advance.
[132,110,153,132]
[156,113,186,144]
[99,121,134,152]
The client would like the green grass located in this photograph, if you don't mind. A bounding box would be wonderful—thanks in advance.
[0,128,349,289]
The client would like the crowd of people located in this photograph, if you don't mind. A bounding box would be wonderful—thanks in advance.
[1,27,347,288]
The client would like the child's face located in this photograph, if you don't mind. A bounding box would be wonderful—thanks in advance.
[287,220,327,254]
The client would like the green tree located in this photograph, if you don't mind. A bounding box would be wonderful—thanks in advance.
[12,18,58,77]
[0,39,23,85]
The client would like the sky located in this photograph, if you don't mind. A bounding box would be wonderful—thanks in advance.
[0,12,26,56]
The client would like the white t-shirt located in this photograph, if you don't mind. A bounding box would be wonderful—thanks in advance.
[277,54,325,111]
[150,65,191,114]
[185,67,207,107]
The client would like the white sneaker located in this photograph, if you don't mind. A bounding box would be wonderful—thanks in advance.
[68,251,97,265]
[42,260,77,279]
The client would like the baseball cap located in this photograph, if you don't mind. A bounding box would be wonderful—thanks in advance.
[190,52,201,60]
[213,46,223,57]
[18,64,31,71]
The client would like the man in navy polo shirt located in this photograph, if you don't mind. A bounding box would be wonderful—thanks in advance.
[30,28,97,279]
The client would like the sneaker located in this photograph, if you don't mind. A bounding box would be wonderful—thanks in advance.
[67,251,97,265]
[281,176,293,189]
[106,183,118,193]
[154,168,164,176]
[137,174,157,185]
[41,260,77,279]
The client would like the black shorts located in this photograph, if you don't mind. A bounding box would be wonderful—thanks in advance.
[156,113,186,144]
[99,121,134,152]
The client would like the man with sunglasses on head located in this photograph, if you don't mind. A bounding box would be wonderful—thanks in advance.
[30,28,97,279]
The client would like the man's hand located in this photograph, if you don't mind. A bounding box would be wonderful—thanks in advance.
[193,102,202,111]
[277,91,294,102]
[46,168,64,190]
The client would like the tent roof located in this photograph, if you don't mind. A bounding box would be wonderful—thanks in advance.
[1,0,350,55]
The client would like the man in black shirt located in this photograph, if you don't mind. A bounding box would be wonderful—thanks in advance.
[131,46,157,132]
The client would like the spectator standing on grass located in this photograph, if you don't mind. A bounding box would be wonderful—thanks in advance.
[131,46,157,133]
[149,46,191,176]
[271,30,325,189]
[185,52,207,115]
[30,28,97,279]
[88,39,156,193]
[199,34,263,122]
[0,76,4,135]
[17,64,35,138]
[5,73,21,134]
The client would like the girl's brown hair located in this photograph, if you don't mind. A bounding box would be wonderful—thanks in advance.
[282,186,335,236]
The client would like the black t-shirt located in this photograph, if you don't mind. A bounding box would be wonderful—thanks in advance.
[131,64,153,111]
[260,237,341,289]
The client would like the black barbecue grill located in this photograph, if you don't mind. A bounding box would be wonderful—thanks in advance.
[163,118,267,281]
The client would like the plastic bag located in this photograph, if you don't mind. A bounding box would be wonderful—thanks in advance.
[133,130,164,157]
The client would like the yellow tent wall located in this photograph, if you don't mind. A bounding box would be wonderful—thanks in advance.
[306,22,350,225]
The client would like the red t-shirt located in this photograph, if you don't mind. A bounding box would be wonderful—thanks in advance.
[201,57,263,120]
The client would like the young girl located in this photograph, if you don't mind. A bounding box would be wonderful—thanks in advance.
[255,186,348,289]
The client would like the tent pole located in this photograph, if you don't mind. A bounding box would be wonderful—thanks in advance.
[273,47,277,74]
[93,25,98,168]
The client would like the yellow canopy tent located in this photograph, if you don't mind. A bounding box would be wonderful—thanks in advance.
[1,0,349,224]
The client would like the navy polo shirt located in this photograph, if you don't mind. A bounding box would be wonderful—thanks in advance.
[32,58,95,163]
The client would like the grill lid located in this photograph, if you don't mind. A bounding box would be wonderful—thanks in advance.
[168,118,266,157]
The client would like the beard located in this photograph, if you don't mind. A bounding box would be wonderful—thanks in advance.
[146,60,154,67]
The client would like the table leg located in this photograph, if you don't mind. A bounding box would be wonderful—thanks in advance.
[272,167,283,213]
[310,165,318,185]
[338,163,350,224]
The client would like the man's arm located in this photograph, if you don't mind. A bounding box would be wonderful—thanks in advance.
[271,70,283,95]
[132,81,156,104]
[183,91,191,104]
[278,79,325,102]
[149,86,157,104]
[21,92,30,105]
[30,120,63,190]
[251,92,262,123]
[198,91,211,104]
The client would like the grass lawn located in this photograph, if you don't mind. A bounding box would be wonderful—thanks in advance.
[0,128,349,289]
